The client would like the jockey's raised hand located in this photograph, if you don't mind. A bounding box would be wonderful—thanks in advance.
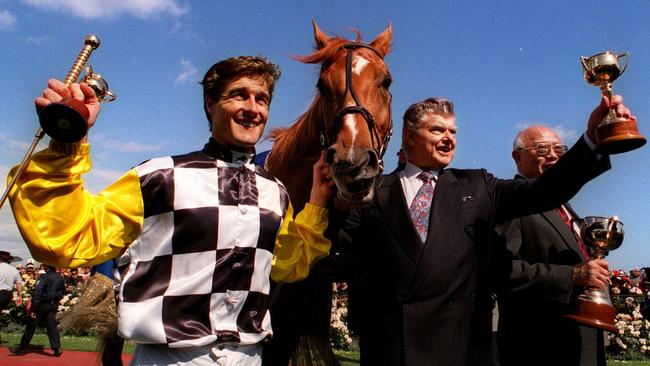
[35,79,101,141]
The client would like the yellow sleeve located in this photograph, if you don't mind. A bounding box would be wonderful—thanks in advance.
[7,141,144,268]
[271,203,331,283]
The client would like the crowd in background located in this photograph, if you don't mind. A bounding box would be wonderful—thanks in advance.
[610,267,650,296]
[2,261,650,358]
[1,262,649,329]
[1,260,91,325]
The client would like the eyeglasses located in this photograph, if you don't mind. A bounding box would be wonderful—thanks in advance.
[519,143,568,157]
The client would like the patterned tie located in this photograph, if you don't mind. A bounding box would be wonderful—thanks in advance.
[556,205,590,259]
[409,171,435,243]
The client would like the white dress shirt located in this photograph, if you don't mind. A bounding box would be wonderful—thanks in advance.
[399,162,440,208]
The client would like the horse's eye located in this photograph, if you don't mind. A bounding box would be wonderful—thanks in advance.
[382,75,392,89]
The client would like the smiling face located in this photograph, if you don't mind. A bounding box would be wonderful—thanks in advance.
[206,75,270,151]
[404,112,457,170]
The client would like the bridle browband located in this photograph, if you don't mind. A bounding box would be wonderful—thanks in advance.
[319,43,393,172]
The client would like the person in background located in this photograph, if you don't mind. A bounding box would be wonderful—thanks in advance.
[0,251,23,343]
[10,265,64,357]
[496,125,607,366]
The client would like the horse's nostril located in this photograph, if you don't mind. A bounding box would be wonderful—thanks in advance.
[326,147,336,164]
[367,150,379,168]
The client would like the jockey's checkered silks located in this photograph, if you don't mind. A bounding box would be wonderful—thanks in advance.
[116,138,289,347]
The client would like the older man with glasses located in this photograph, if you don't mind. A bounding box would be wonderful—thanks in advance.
[496,125,608,366]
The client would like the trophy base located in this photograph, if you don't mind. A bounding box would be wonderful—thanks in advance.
[563,288,618,332]
[39,98,89,143]
[595,119,647,154]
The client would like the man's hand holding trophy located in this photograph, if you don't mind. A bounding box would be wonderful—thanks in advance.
[565,216,625,332]
[0,34,115,209]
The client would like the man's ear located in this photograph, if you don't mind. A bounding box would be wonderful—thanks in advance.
[403,129,415,148]
[205,96,214,114]
[512,150,521,165]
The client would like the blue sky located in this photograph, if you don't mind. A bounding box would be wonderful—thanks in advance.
[0,0,648,270]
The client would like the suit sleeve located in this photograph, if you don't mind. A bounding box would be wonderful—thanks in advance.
[271,203,331,283]
[7,141,144,269]
[489,136,611,222]
[498,219,575,303]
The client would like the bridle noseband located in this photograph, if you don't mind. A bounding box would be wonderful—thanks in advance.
[319,43,393,172]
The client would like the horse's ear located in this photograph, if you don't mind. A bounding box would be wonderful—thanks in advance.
[370,23,392,57]
[312,20,330,50]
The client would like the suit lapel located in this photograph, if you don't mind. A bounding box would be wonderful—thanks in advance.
[540,208,587,261]
[376,173,424,264]
[406,169,466,298]
[425,169,464,247]
[563,203,588,260]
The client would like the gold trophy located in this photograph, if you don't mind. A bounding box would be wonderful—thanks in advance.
[0,34,115,209]
[564,216,624,332]
[39,34,116,143]
[580,51,646,154]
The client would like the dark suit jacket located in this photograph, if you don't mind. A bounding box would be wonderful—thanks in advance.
[496,177,606,366]
[336,137,610,366]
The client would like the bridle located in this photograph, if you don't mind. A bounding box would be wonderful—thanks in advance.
[319,43,393,172]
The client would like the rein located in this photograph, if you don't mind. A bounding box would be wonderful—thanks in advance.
[319,43,393,172]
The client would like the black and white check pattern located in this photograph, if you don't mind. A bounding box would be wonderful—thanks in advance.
[115,140,289,347]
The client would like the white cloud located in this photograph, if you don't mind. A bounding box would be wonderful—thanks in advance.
[175,58,198,85]
[0,9,16,30]
[550,125,579,144]
[514,123,579,144]
[93,133,162,153]
[21,0,187,20]
[0,134,48,157]
[26,35,47,45]
[0,165,9,182]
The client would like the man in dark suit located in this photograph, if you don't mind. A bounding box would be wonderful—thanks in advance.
[336,96,633,365]
[11,265,65,357]
[496,125,608,366]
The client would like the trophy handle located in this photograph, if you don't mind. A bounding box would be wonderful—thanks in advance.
[570,217,583,228]
[102,90,117,102]
[616,52,629,75]
[605,216,619,244]
[579,56,589,72]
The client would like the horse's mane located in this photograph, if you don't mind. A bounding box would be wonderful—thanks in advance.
[294,31,362,66]
[267,32,365,170]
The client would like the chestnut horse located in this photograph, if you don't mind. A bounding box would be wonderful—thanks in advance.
[263,22,393,365]
[266,21,393,211]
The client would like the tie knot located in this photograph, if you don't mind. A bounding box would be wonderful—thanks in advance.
[418,171,435,183]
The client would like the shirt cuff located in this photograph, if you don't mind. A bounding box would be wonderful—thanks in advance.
[295,203,329,234]
[49,140,90,156]
[581,132,603,160]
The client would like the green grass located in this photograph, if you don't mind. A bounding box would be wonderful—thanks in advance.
[1,331,136,353]
[334,350,360,365]
[5,332,650,365]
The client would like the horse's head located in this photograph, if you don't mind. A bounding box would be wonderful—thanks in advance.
[299,21,393,205]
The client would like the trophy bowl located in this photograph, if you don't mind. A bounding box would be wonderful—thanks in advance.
[580,51,646,154]
[564,216,624,332]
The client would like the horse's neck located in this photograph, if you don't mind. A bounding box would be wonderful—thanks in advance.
[267,101,324,210]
